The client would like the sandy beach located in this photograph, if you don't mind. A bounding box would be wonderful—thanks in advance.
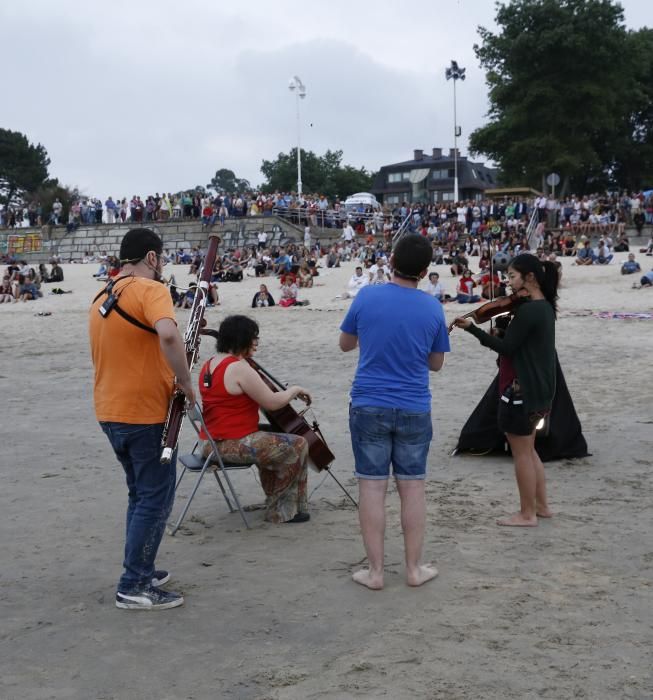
[1,250,652,700]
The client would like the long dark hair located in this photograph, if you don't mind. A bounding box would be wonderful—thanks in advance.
[509,253,559,317]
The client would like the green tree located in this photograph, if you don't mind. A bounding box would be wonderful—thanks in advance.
[0,128,51,206]
[608,28,653,190]
[469,0,649,193]
[259,148,373,199]
[207,168,250,193]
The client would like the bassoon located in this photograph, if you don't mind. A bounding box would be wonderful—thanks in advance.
[160,232,221,463]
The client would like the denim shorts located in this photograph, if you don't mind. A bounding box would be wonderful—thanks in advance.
[349,406,433,480]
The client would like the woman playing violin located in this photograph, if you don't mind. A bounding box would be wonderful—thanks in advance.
[199,315,312,523]
[454,254,559,527]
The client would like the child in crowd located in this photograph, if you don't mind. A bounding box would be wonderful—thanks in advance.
[456,269,481,303]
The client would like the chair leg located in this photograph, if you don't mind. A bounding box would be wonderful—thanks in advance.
[217,467,251,529]
[167,463,210,536]
[175,466,188,491]
[212,470,236,512]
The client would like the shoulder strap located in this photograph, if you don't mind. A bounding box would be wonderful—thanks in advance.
[113,304,157,334]
[93,276,157,335]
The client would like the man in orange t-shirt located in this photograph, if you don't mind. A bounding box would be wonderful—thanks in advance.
[89,228,195,611]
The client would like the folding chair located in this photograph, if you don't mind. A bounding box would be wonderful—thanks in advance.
[168,403,255,535]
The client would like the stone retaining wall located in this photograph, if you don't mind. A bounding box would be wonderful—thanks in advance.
[0,216,316,262]
[1,218,649,263]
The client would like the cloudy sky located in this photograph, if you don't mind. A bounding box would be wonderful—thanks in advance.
[2,0,649,198]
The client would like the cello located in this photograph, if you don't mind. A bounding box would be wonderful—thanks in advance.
[199,329,357,507]
[246,358,358,508]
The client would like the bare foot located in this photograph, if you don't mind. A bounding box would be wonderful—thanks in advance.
[536,508,553,518]
[406,564,438,587]
[352,569,384,590]
[496,513,538,527]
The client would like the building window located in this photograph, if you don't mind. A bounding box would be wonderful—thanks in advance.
[385,193,409,205]
[441,192,456,202]
[471,168,478,179]
[431,169,449,180]
[387,172,410,183]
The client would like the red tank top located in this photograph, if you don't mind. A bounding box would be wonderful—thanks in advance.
[199,356,260,440]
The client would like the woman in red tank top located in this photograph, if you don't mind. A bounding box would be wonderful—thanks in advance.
[199,315,312,524]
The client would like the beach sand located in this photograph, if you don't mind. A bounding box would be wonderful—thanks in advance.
[1,251,652,699]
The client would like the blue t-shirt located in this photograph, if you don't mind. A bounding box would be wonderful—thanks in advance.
[340,284,450,411]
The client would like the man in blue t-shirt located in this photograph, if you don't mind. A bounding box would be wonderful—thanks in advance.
[339,235,450,590]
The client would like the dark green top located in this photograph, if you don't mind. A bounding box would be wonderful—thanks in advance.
[465,299,556,412]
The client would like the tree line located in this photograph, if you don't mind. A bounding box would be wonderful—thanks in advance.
[469,0,653,195]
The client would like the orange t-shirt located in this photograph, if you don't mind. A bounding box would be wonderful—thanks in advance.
[89,276,177,423]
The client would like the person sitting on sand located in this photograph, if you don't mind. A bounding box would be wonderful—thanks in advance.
[251,284,276,308]
[639,235,653,256]
[336,266,369,300]
[456,269,481,303]
[636,268,653,288]
[0,274,14,302]
[48,262,64,283]
[369,267,389,286]
[176,282,197,309]
[424,272,445,301]
[621,254,641,275]
[576,240,596,265]
[15,274,40,302]
[596,240,613,265]
[278,278,299,307]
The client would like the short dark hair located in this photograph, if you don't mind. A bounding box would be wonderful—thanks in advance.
[392,235,432,279]
[119,228,163,263]
[216,315,259,355]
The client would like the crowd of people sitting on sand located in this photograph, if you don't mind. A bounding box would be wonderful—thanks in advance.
[0,259,66,303]
[3,216,653,308]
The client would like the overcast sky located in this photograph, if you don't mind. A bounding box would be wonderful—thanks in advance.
[2,0,649,198]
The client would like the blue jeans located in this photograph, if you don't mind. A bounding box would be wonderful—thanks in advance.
[349,406,432,480]
[100,422,176,593]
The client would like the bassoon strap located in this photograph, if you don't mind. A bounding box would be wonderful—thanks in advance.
[93,276,157,335]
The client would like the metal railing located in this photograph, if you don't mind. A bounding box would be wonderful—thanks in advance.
[271,206,388,229]
[524,208,540,249]
[391,211,418,247]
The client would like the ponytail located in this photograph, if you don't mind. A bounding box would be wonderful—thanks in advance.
[540,260,559,318]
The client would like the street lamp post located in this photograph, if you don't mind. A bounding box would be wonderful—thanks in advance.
[445,60,465,203]
[288,75,307,197]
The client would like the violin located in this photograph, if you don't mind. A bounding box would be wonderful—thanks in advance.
[448,288,530,334]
